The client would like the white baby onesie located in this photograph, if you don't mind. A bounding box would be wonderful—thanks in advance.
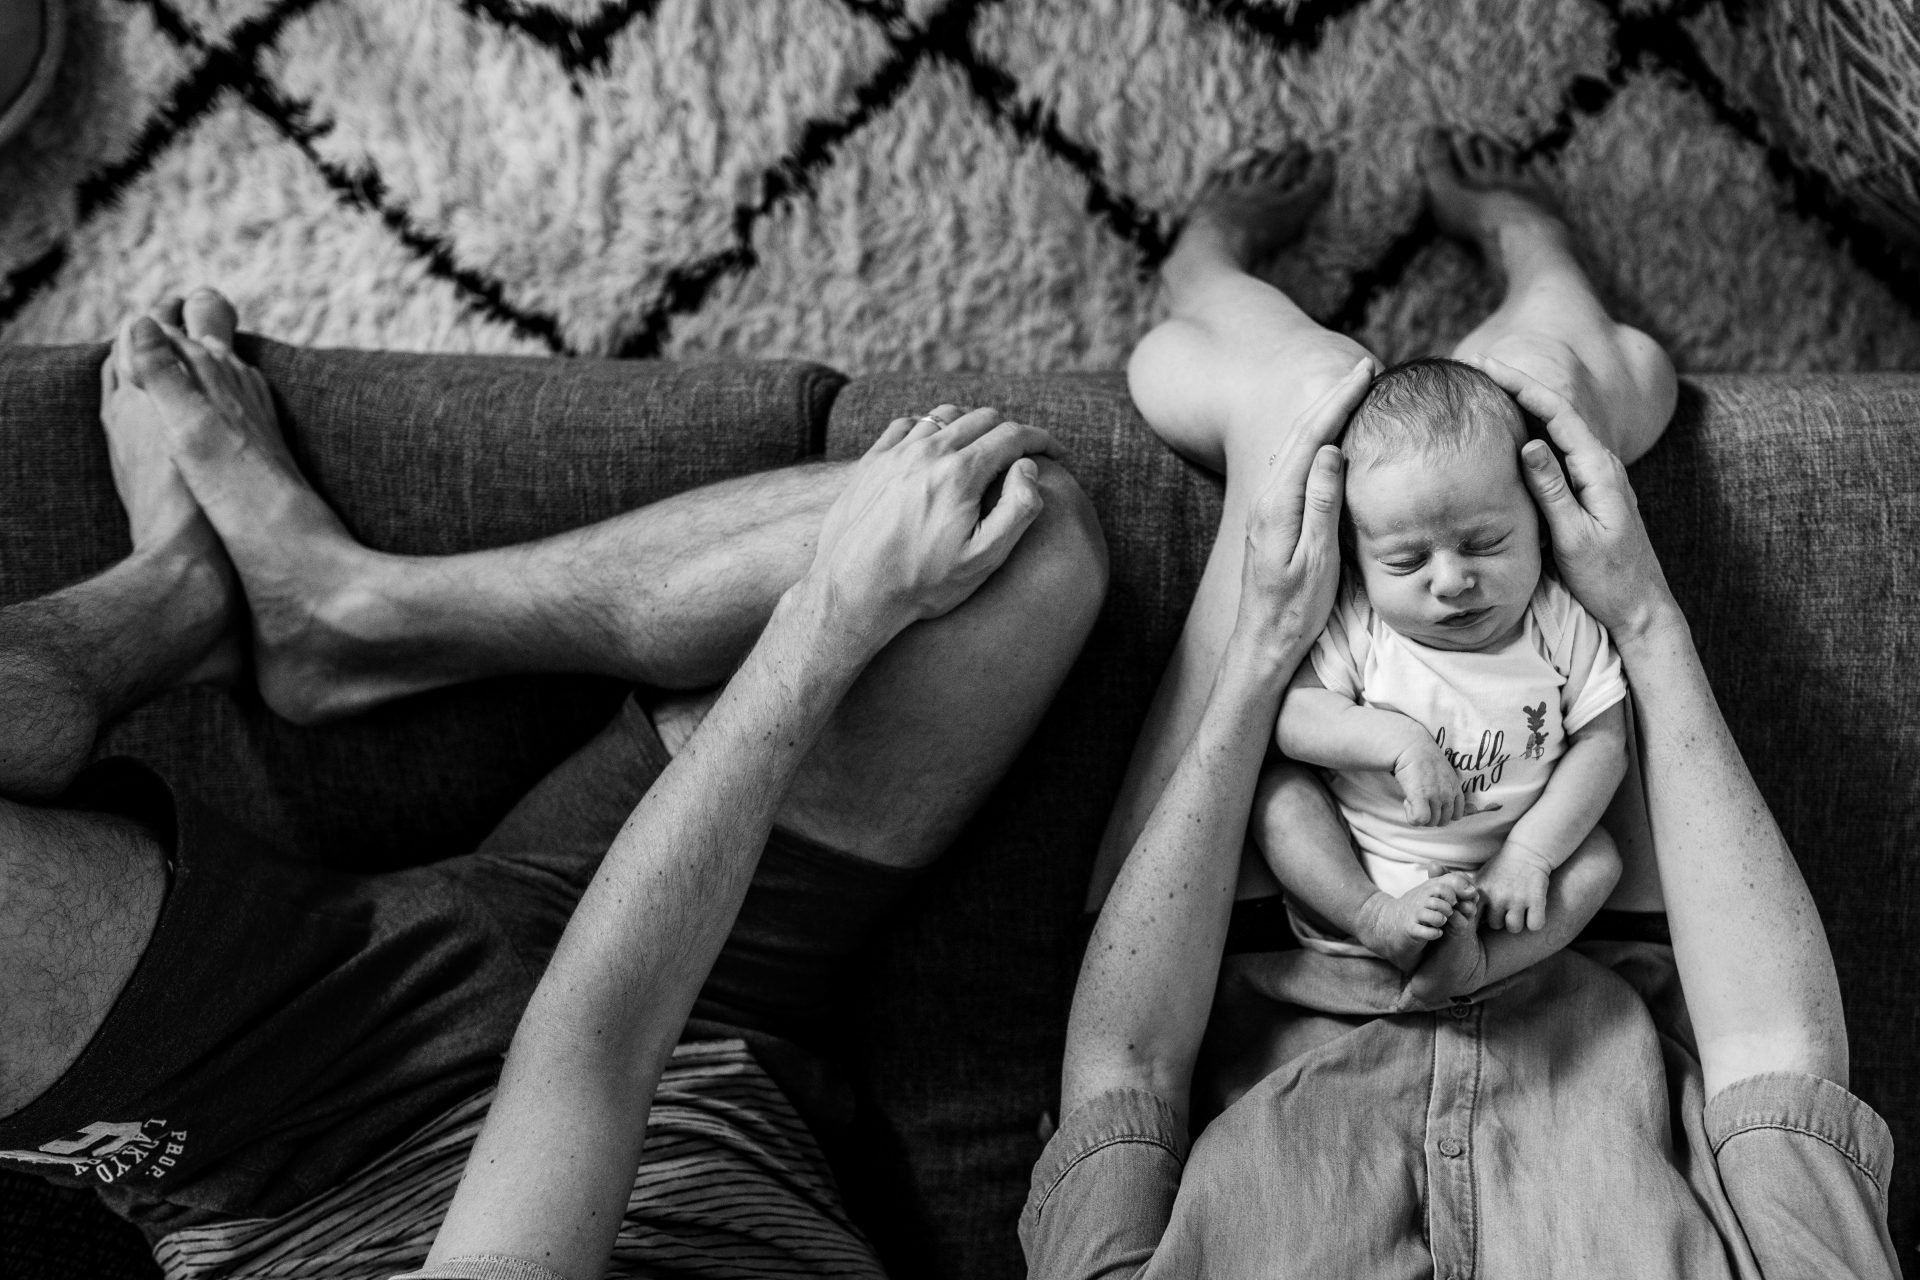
[1304,574,1627,899]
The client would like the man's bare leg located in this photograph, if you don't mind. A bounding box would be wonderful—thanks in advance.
[3,291,1105,1124]
[0,297,242,1115]
[118,298,841,725]
[1091,145,1374,905]
[127,290,1109,867]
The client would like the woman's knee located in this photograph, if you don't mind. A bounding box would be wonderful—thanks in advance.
[1469,330,1671,462]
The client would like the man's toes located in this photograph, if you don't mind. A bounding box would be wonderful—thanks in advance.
[125,318,200,400]
[183,288,238,346]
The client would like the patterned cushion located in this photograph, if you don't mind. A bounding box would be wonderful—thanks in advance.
[1721,0,1920,257]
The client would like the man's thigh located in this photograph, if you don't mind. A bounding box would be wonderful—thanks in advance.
[442,693,922,1051]
[0,761,530,1226]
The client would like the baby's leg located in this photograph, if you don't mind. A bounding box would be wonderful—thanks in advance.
[1093,147,1378,906]
[1252,763,1474,972]
[1428,130,1677,464]
[1408,823,1624,1003]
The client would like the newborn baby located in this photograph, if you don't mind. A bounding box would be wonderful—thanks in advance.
[1256,356,1628,972]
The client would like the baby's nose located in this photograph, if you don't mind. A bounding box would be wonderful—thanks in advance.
[1430,560,1475,597]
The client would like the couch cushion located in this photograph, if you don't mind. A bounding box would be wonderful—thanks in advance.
[826,371,1920,1279]
[0,340,841,868]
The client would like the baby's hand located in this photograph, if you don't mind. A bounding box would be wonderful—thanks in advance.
[1392,741,1464,826]
[1475,843,1555,932]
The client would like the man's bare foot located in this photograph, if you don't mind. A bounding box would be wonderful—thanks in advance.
[100,299,243,686]
[1174,144,1335,280]
[122,290,412,724]
[1404,893,1489,1005]
[1420,129,1571,273]
[1352,871,1475,972]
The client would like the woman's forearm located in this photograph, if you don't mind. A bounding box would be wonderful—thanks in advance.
[1063,629,1304,1123]
[1617,608,1848,1096]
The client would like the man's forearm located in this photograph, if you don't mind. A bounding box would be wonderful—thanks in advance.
[431,578,878,1279]
[1617,611,1847,1096]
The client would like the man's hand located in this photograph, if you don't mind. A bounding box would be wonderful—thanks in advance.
[1469,355,1678,644]
[1475,841,1556,932]
[808,405,1058,652]
[1392,737,1464,826]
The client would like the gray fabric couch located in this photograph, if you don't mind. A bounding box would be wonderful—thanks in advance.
[1,343,1914,1278]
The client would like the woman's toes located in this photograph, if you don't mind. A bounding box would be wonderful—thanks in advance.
[184,288,238,345]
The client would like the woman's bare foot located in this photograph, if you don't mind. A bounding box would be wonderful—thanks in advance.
[1352,871,1475,972]
[1170,144,1335,285]
[1420,129,1572,279]
[120,291,416,724]
[1404,893,1489,1005]
[100,301,243,687]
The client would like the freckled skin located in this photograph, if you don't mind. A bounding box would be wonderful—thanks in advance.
[1345,437,1543,652]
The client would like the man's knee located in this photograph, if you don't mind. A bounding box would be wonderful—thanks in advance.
[1003,457,1109,645]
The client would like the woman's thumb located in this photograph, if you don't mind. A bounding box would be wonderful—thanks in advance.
[1521,440,1576,524]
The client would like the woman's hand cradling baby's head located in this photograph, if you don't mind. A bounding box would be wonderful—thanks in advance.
[1233,359,1371,659]
[1469,355,1678,644]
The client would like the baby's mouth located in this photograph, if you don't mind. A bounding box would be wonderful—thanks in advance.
[1438,606,1490,628]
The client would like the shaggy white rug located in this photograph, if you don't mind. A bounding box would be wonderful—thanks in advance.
[2,0,1917,374]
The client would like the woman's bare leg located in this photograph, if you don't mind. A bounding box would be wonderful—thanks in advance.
[1431,130,1677,462]
[1430,129,1676,909]
[1090,146,1376,906]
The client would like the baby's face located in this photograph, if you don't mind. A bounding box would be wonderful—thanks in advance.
[1345,437,1542,651]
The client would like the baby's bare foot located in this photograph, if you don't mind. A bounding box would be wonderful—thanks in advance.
[1420,128,1569,263]
[1353,871,1474,972]
[123,291,408,724]
[101,298,242,686]
[1405,893,1489,1005]
[1179,144,1335,278]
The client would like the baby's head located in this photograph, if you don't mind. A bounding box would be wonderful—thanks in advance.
[1340,357,1542,651]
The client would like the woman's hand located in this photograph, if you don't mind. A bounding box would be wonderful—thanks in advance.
[1230,360,1367,666]
[809,404,1058,653]
[1470,355,1678,643]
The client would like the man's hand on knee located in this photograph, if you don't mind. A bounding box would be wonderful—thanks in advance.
[806,404,1060,653]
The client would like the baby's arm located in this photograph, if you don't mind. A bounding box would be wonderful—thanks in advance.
[1276,666,1464,826]
[1476,701,1629,931]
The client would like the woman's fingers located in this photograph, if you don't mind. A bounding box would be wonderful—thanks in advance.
[1520,439,1584,531]
[1282,357,1374,460]
[1472,354,1610,460]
